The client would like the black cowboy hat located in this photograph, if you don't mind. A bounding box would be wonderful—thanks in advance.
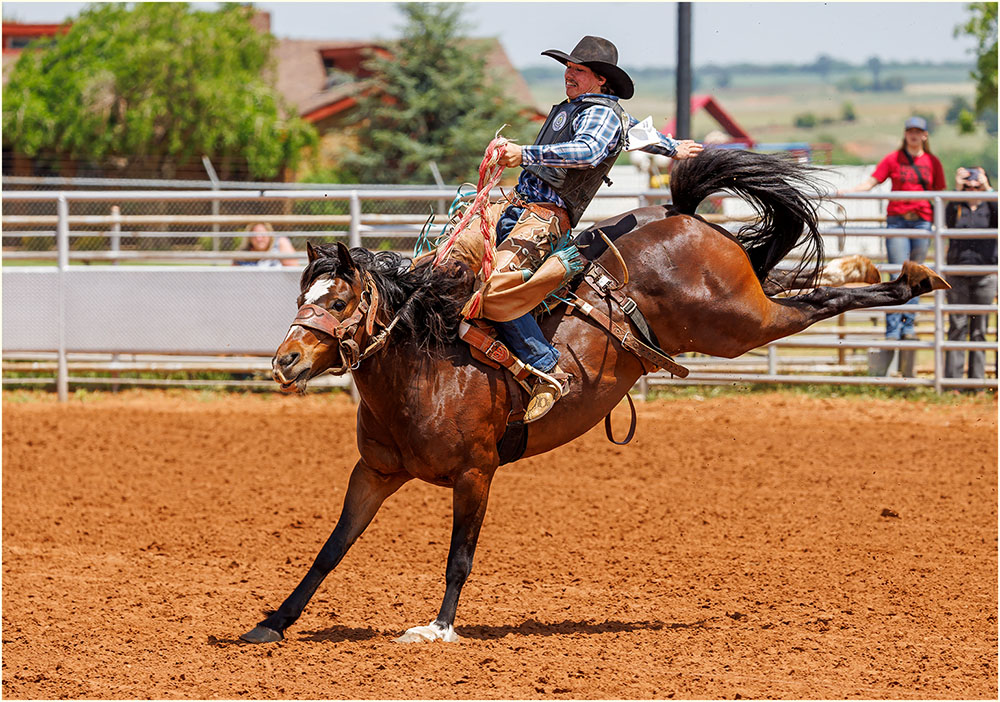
[541,35,634,100]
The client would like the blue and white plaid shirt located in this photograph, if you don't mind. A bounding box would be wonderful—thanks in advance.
[516,93,678,209]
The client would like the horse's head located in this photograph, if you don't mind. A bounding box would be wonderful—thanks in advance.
[272,242,384,393]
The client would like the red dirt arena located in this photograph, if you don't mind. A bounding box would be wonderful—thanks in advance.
[2,389,997,699]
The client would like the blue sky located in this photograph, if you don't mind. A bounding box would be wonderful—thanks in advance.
[1,1,979,68]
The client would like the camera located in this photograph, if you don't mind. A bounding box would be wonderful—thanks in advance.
[962,167,983,190]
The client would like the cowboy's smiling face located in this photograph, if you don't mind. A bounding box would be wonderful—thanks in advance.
[564,61,606,99]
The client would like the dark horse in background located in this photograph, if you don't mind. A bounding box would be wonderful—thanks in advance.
[241,149,948,644]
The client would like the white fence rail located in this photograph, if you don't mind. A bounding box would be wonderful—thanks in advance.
[2,188,996,399]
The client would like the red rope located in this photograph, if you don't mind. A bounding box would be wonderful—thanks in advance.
[433,135,509,279]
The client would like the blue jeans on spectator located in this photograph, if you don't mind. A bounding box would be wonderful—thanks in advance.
[884,215,932,339]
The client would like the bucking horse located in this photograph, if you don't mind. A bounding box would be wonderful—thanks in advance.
[241,148,947,644]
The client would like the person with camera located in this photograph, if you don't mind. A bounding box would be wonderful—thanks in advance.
[839,116,946,348]
[944,167,997,382]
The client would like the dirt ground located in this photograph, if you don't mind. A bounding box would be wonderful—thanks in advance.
[2,390,997,699]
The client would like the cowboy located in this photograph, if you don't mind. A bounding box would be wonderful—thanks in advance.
[453,36,703,422]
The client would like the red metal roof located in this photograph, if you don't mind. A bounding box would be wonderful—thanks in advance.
[663,95,753,145]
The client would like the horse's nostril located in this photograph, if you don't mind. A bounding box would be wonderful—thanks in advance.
[279,352,300,370]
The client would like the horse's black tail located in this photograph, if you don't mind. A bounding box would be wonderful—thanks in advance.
[670,148,824,290]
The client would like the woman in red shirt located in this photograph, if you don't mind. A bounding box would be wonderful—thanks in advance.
[840,116,946,340]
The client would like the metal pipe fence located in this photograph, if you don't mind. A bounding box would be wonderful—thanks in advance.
[2,185,996,397]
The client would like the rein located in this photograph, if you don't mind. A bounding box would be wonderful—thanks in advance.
[288,271,401,374]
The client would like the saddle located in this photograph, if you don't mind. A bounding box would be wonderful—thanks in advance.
[459,260,689,464]
[460,261,688,379]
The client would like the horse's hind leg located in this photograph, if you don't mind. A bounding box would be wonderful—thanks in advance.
[678,261,949,358]
[396,466,494,643]
[241,461,411,643]
[763,261,949,340]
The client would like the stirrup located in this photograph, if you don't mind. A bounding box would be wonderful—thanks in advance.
[523,365,569,423]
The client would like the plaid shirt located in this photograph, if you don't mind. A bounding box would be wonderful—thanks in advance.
[515,94,678,209]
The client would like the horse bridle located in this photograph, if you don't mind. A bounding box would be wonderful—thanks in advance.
[287,270,399,374]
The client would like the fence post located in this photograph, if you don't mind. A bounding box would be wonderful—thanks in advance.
[202,156,221,253]
[428,161,447,214]
[56,195,70,401]
[349,191,362,249]
[110,204,122,265]
[349,190,362,403]
[932,195,945,394]
[109,204,122,390]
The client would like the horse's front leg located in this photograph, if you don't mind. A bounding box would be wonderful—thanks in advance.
[396,466,494,643]
[241,460,411,643]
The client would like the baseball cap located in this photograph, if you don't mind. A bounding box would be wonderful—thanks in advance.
[904,116,928,131]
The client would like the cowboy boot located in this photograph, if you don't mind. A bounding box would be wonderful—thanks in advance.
[524,364,568,423]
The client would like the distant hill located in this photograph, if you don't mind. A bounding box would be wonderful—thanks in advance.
[520,60,975,86]
[519,58,994,181]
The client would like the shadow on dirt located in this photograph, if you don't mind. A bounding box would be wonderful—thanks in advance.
[295,625,381,643]
[457,617,712,641]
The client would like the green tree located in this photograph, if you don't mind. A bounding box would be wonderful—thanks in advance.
[945,95,975,123]
[342,3,531,185]
[866,55,882,90]
[2,3,316,179]
[813,54,834,82]
[956,2,998,115]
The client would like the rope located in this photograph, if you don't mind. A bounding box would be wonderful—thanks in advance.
[413,186,478,259]
[432,131,510,279]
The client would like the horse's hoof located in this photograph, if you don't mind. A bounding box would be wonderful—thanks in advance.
[902,260,951,291]
[394,622,460,643]
[240,625,283,644]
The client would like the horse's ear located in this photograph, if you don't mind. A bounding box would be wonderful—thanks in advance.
[335,242,356,274]
[306,241,319,264]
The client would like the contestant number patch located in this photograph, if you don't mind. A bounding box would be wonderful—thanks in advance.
[552,111,568,131]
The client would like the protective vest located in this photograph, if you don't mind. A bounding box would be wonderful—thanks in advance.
[524,95,626,227]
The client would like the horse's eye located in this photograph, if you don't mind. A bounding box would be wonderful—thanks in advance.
[332,300,347,312]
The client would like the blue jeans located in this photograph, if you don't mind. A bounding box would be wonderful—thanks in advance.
[492,203,561,372]
[494,314,560,372]
[884,215,932,339]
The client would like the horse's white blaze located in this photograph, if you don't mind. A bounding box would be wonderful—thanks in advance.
[304,276,335,305]
[279,325,298,345]
[394,621,459,644]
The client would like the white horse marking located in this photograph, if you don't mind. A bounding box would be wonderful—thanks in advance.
[394,621,459,644]
[304,276,335,305]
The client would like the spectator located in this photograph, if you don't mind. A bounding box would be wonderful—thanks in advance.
[233,222,298,267]
[839,116,946,345]
[944,167,997,382]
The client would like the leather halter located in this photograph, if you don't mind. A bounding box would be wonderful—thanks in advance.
[287,271,397,374]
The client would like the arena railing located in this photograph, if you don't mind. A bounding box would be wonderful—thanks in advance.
[2,188,996,399]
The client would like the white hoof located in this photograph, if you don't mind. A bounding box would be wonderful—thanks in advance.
[394,621,459,643]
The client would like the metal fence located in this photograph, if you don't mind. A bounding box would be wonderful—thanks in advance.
[2,182,996,399]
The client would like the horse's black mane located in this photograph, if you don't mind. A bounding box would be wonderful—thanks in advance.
[301,245,473,351]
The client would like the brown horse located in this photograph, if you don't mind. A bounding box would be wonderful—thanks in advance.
[241,148,947,644]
